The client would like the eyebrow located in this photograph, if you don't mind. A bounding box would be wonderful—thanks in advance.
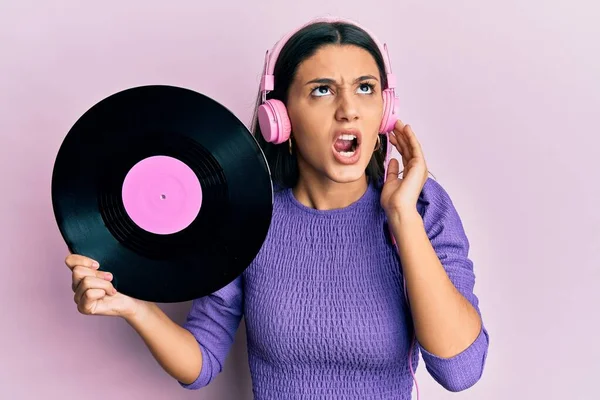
[304,75,379,86]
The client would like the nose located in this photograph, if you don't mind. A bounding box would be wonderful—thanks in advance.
[334,90,359,122]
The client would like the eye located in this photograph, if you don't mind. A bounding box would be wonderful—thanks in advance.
[311,86,331,97]
[357,83,374,94]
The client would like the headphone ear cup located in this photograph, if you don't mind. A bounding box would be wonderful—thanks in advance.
[258,99,291,144]
[379,89,399,134]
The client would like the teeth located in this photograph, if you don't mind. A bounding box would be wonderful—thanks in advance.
[339,151,355,157]
[338,134,357,141]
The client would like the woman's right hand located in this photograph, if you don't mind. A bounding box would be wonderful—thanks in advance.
[65,254,141,319]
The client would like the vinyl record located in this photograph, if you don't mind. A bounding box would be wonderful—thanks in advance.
[52,85,273,303]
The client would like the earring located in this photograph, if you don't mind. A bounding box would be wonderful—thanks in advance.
[374,135,381,151]
[288,137,293,155]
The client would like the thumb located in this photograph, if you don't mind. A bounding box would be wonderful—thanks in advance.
[385,158,400,181]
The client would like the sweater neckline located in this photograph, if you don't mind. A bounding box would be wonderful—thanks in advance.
[283,181,378,216]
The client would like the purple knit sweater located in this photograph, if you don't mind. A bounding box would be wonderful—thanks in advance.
[180,177,489,399]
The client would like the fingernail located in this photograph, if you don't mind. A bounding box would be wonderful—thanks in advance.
[112,288,117,295]
[104,273,112,280]
[92,261,99,268]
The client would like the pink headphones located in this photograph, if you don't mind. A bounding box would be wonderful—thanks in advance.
[257,16,400,145]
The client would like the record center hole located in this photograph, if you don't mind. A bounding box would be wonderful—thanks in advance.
[160,194,166,200]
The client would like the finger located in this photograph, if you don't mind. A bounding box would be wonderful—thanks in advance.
[404,124,424,159]
[389,133,409,167]
[389,132,405,154]
[65,254,99,271]
[75,283,115,309]
[77,289,105,315]
[81,288,107,303]
[72,266,113,292]
[394,119,406,132]
[74,276,116,305]
[392,119,408,150]
[396,126,414,160]
[386,157,400,180]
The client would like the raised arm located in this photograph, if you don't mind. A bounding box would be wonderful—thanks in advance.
[389,178,489,391]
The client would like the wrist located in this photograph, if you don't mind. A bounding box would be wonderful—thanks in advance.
[386,207,422,225]
[121,299,150,325]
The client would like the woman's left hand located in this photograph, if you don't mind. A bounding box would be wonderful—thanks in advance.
[380,120,429,216]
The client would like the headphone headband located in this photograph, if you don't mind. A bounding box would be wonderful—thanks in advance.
[260,16,396,99]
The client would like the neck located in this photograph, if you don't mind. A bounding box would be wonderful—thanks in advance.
[292,170,369,211]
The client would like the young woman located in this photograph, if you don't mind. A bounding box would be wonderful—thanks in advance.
[65,16,489,399]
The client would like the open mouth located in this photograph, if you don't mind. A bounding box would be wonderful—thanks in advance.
[333,134,360,157]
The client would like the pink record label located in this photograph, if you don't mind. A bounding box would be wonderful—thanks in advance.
[121,155,202,234]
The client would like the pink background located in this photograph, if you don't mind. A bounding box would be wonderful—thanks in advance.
[1,1,598,399]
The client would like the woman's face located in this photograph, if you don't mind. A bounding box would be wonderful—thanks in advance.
[286,44,384,184]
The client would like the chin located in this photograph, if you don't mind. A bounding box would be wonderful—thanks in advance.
[299,150,372,185]
[326,163,370,184]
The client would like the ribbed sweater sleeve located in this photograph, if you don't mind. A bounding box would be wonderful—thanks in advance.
[416,178,489,391]
[178,276,243,389]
